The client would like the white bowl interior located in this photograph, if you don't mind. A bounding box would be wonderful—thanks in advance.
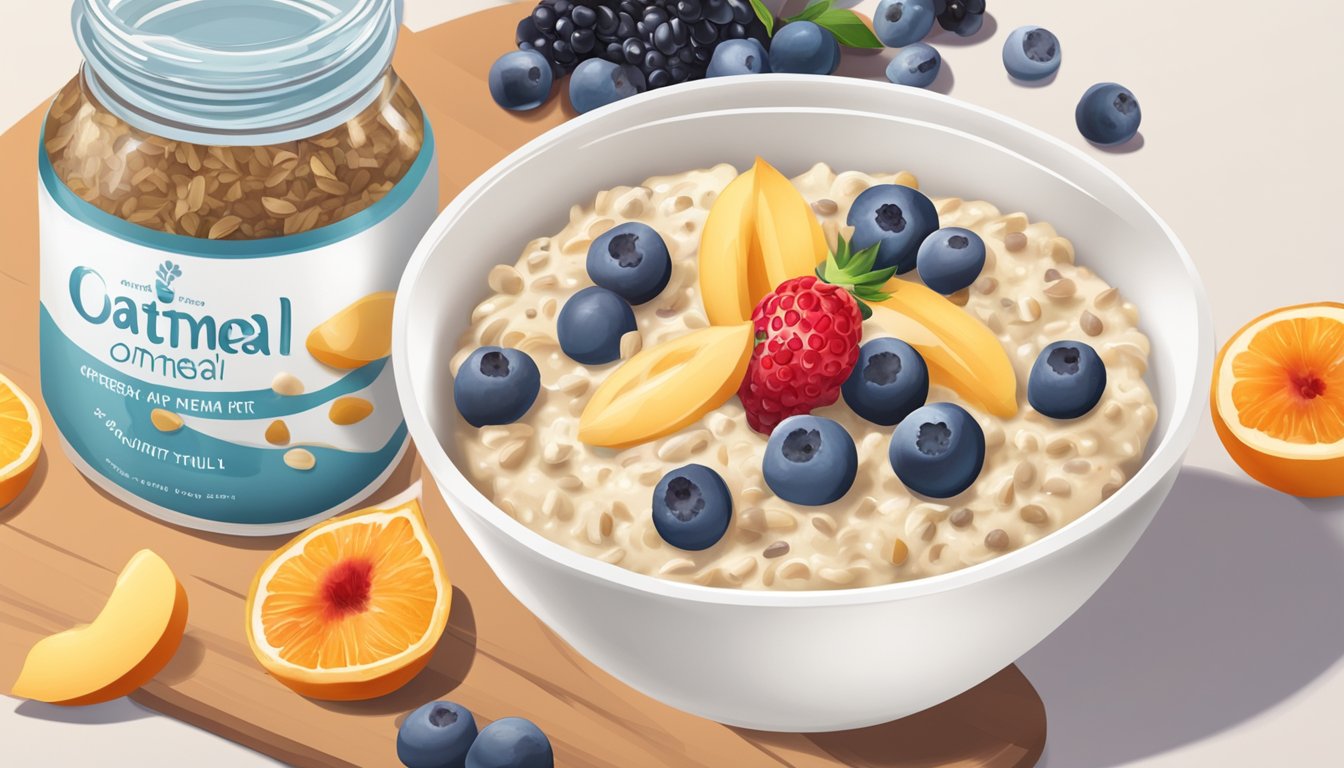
[396,76,1211,604]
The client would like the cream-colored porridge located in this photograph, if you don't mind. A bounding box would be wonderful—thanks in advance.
[449,163,1157,590]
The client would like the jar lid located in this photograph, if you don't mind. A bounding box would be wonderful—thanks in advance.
[72,0,403,145]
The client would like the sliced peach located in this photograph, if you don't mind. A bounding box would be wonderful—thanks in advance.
[11,550,188,706]
[699,159,826,326]
[306,291,396,369]
[1212,302,1344,497]
[579,323,755,449]
[753,157,829,287]
[871,281,1019,417]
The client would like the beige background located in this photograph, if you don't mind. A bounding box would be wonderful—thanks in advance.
[3,0,1343,765]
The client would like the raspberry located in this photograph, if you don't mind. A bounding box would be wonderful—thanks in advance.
[738,276,863,434]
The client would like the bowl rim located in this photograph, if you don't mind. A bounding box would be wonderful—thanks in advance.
[393,75,1215,609]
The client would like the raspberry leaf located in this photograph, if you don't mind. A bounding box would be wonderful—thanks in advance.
[816,236,894,319]
[787,1,831,23]
[812,8,883,49]
[748,0,775,36]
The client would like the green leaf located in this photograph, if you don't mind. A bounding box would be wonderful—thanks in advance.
[831,237,850,269]
[813,8,883,49]
[847,243,878,276]
[856,299,874,320]
[853,265,898,286]
[787,1,831,23]
[748,0,775,36]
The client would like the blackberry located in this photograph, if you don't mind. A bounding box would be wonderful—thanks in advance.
[515,0,769,90]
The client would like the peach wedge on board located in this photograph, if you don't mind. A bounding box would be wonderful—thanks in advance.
[11,549,189,706]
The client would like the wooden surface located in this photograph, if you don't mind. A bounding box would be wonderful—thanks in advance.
[0,7,1045,767]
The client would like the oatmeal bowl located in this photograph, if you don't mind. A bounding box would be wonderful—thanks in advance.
[394,76,1213,731]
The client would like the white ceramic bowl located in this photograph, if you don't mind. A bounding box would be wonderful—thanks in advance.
[393,76,1213,732]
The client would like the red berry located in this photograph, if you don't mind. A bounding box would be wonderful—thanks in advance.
[738,276,863,434]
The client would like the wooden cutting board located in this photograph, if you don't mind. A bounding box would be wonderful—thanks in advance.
[0,7,1046,767]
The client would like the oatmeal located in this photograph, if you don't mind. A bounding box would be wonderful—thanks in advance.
[449,163,1157,590]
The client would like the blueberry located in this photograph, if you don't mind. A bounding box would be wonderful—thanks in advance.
[453,347,541,428]
[763,415,858,506]
[586,222,672,304]
[706,38,771,76]
[874,0,935,48]
[885,42,941,89]
[1028,340,1106,419]
[465,717,553,768]
[397,700,478,768]
[769,21,840,76]
[888,403,985,498]
[652,464,733,550]
[569,59,645,113]
[1003,26,1060,82]
[916,226,985,294]
[1076,83,1141,146]
[842,338,929,426]
[557,286,637,365]
[846,184,940,274]
[488,50,554,111]
[934,0,985,37]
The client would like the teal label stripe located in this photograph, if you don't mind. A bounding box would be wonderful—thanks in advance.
[41,307,386,420]
[41,308,406,525]
[37,115,435,259]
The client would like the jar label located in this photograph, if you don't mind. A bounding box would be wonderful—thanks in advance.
[37,139,438,533]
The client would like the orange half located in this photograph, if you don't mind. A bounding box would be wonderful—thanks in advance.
[0,372,42,509]
[1212,302,1344,497]
[245,495,451,700]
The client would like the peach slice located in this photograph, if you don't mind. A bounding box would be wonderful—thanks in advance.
[1212,302,1344,497]
[306,291,396,369]
[11,550,188,706]
[579,323,755,449]
[699,158,827,325]
[871,281,1019,417]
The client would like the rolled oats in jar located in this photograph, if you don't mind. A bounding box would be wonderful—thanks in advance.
[39,0,436,533]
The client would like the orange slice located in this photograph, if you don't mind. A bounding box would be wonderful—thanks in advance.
[0,372,41,509]
[245,493,450,700]
[1212,302,1344,497]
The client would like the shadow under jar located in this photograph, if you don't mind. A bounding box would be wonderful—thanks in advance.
[38,0,438,535]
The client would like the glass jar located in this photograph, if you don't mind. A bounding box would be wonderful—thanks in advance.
[39,0,437,534]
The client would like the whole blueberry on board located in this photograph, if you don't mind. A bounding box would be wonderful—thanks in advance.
[886,42,941,89]
[557,286,637,365]
[1076,82,1141,146]
[847,184,940,274]
[769,21,840,76]
[488,50,554,111]
[1028,340,1107,419]
[652,464,733,550]
[465,717,553,768]
[1002,26,1060,82]
[916,226,986,294]
[842,338,930,426]
[874,0,936,48]
[569,58,645,113]
[889,402,986,498]
[453,347,541,428]
[586,222,672,304]
[934,0,986,37]
[707,38,771,76]
[763,415,859,506]
[397,700,478,768]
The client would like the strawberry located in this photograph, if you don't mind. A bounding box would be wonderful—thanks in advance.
[738,236,896,434]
